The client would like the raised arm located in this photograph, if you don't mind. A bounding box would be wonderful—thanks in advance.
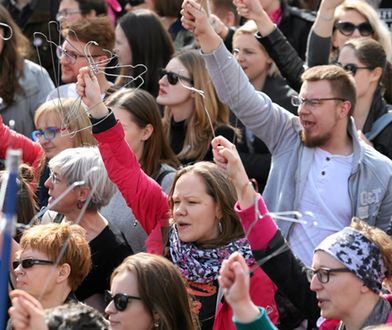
[212,136,320,326]
[181,0,299,154]
[76,68,169,254]
[234,0,304,92]
[306,0,345,67]
[0,116,43,177]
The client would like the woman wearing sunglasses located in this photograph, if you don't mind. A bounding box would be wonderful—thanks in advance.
[7,223,91,328]
[106,253,197,330]
[76,67,279,330]
[308,0,392,67]
[157,49,237,165]
[335,38,392,158]
[211,134,392,330]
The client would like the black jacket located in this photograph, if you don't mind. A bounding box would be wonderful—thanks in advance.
[253,231,320,330]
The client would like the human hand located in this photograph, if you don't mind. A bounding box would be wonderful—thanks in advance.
[181,0,221,52]
[233,0,265,21]
[219,252,261,323]
[8,290,48,330]
[211,135,249,187]
[209,14,229,39]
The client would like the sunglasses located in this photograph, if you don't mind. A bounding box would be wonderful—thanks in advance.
[159,69,193,85]
[104,290,141,312]
[336,62,373,76]
[335,21,373,37]
[13,259,54,270]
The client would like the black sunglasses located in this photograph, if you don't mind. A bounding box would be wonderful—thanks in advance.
[159,69,193,85]
[13,259,54,270]
[336,62,373,76]
[104,290,141,312]
[335,21,373,37]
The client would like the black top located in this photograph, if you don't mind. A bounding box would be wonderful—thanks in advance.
[75,224,133,300]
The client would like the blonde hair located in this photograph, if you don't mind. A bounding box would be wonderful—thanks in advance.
[233,20,279,77]
[162,50,231,162]
[34,99,96,149]
[332,0,392,61]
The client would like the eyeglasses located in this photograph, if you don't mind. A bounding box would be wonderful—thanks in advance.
[335,62,373,76]
[159,69,193,85]
[32,127,64,142]
[104,290,141,312]
[56,46,87,65]
[291,95,346,108]
[49,171,62,184]
[13,259,54,270]
[56,9,81,21]
[305,267,352,283]
[335,21,374,37]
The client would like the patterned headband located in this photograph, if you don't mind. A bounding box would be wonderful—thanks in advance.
[315,227,386,293]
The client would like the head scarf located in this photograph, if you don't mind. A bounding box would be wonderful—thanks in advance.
[315,227,386,293]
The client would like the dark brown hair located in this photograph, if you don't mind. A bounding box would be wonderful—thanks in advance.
[0,4,30,105]
[106,88,178,179]
[111,253,198,330]
[115,9,174,97]
[168,162,244,248]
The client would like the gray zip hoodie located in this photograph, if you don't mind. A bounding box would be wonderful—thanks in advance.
[203,42,392,237]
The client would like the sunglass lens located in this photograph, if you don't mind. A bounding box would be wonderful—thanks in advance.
[167,72,179,85]
[338,22,355,35]
[114,294,128,311]
[359,23,373,36]
[12,261,19,269]
[343,64,357,75]
[104,291,112,305]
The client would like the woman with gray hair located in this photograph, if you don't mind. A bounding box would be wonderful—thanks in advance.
[42,146,133,312]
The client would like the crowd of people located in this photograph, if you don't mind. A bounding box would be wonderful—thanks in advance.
[0,0,391,329]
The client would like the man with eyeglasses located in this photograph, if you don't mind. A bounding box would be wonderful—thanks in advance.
[47,16,115,100]
[56,0,108,32]
[182,0,392,267]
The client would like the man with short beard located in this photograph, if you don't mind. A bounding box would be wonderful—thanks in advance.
[181,0,392,268]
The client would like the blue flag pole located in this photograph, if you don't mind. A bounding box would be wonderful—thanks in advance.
[0,149,21,329]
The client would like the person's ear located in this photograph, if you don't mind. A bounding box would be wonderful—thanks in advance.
[141,124,154,141]
[57,263,71,284]
[369,67,383,84]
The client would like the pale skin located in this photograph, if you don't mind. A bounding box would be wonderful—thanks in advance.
[8,290,48,330]
[218,252,261,323]
[233,0,275,37]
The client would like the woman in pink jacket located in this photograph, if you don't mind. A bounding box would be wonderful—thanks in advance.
[77,67,278,330]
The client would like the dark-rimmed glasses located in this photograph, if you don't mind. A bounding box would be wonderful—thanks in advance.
[335,62,373,76]
[32,127,64,142]
[305,267,352,283]
[335,21,374,37]
[104,290,141,312]
[291,95,346,108]
[13,259,54,270]
[159,69,193,85]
